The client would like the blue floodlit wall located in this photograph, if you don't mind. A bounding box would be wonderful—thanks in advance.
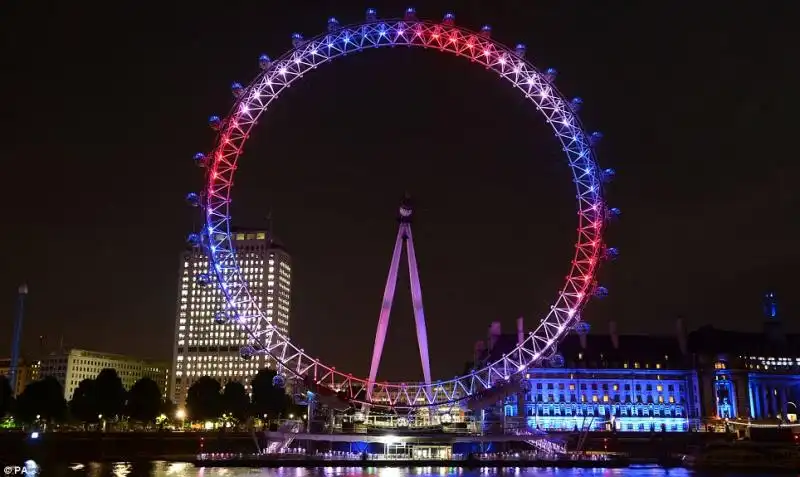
[504,368,697,432]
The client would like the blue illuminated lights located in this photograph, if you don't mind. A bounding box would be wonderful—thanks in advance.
[186,232,201,246]
[505,369,694,432]
[185,192,200,207]
[197,13,617,409]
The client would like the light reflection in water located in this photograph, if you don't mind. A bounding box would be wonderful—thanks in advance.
[112,462,132,477]
[19,462,698,477]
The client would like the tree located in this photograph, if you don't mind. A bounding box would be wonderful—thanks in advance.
[69,379,99,423]
[222,381,250,421]
[15,377,67,423]
[251,369,289,419]
[94,368,126,420]
[126,377,162,423]
[0,376,13,418]
[185,376,223,421]
[160,398,176,418]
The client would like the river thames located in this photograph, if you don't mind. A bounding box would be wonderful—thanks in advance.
[7,462,771,477]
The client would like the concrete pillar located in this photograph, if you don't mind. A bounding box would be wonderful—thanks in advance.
[771,386,779,418]
[762,385,770,417]
[780,387,788,417]
[752,381,761,419]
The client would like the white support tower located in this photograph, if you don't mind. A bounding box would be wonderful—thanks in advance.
[367,196,432,398]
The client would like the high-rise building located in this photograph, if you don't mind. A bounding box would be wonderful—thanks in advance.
[38,349,169,400]
[170,229,292,405]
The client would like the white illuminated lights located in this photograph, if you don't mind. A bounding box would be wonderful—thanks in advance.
[201,15,608,409]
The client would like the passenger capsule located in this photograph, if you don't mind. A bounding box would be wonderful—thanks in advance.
[573,321,591,336]
[514,43,527,58]
[327,17,340,32]
[197,273,211,287]
[291,33,305,48]
[594,286,609,299]
[208,115,222,130]
[606,207,621,220]
[570,97,583,112]
[404,7,417,21]
[365,8,377,22]
[240,345,255,360]
[604,247,620,261]
[272,374,286,389]
[442,12,455,25]
[259,54,272,70]
[231,82,244,98]
[185,192,201,207]
[480,25,492,37]
[602,168,616,183]
[193,152,207,167]
[186,233,202,246]
[214,310,228,325]
[544,68,558,83]
[549,353,565,368]
[589,131,604,146]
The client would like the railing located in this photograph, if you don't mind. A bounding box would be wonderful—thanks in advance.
[197,450,617,462]
[263,419,303,454]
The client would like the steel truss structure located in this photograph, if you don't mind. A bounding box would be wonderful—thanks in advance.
[368,197,432,399]
[192,9,616,410]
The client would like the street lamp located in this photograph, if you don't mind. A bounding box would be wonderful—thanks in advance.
[175,409,187,429]
[787,402,798,423]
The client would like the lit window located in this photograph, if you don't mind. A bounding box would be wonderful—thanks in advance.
[656,385,663,392]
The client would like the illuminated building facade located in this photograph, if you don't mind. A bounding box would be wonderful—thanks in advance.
[38,348,169,400]
[170,229,292,405]
[472,318,702,432]
[0,358,40,396]
[470,294,800,432]
[689,293,800,423]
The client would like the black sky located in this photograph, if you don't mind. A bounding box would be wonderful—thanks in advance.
[1,1,798,382]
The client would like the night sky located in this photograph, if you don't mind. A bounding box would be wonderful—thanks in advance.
[2,1,797,382]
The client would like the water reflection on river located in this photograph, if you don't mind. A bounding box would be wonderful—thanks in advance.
[26,461,761,477]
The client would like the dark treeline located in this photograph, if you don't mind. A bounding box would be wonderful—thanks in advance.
[0,368,296,426]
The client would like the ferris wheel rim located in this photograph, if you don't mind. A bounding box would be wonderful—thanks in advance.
[197,14,609,409]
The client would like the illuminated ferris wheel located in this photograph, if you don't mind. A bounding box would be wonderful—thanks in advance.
[186,8,619,411]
